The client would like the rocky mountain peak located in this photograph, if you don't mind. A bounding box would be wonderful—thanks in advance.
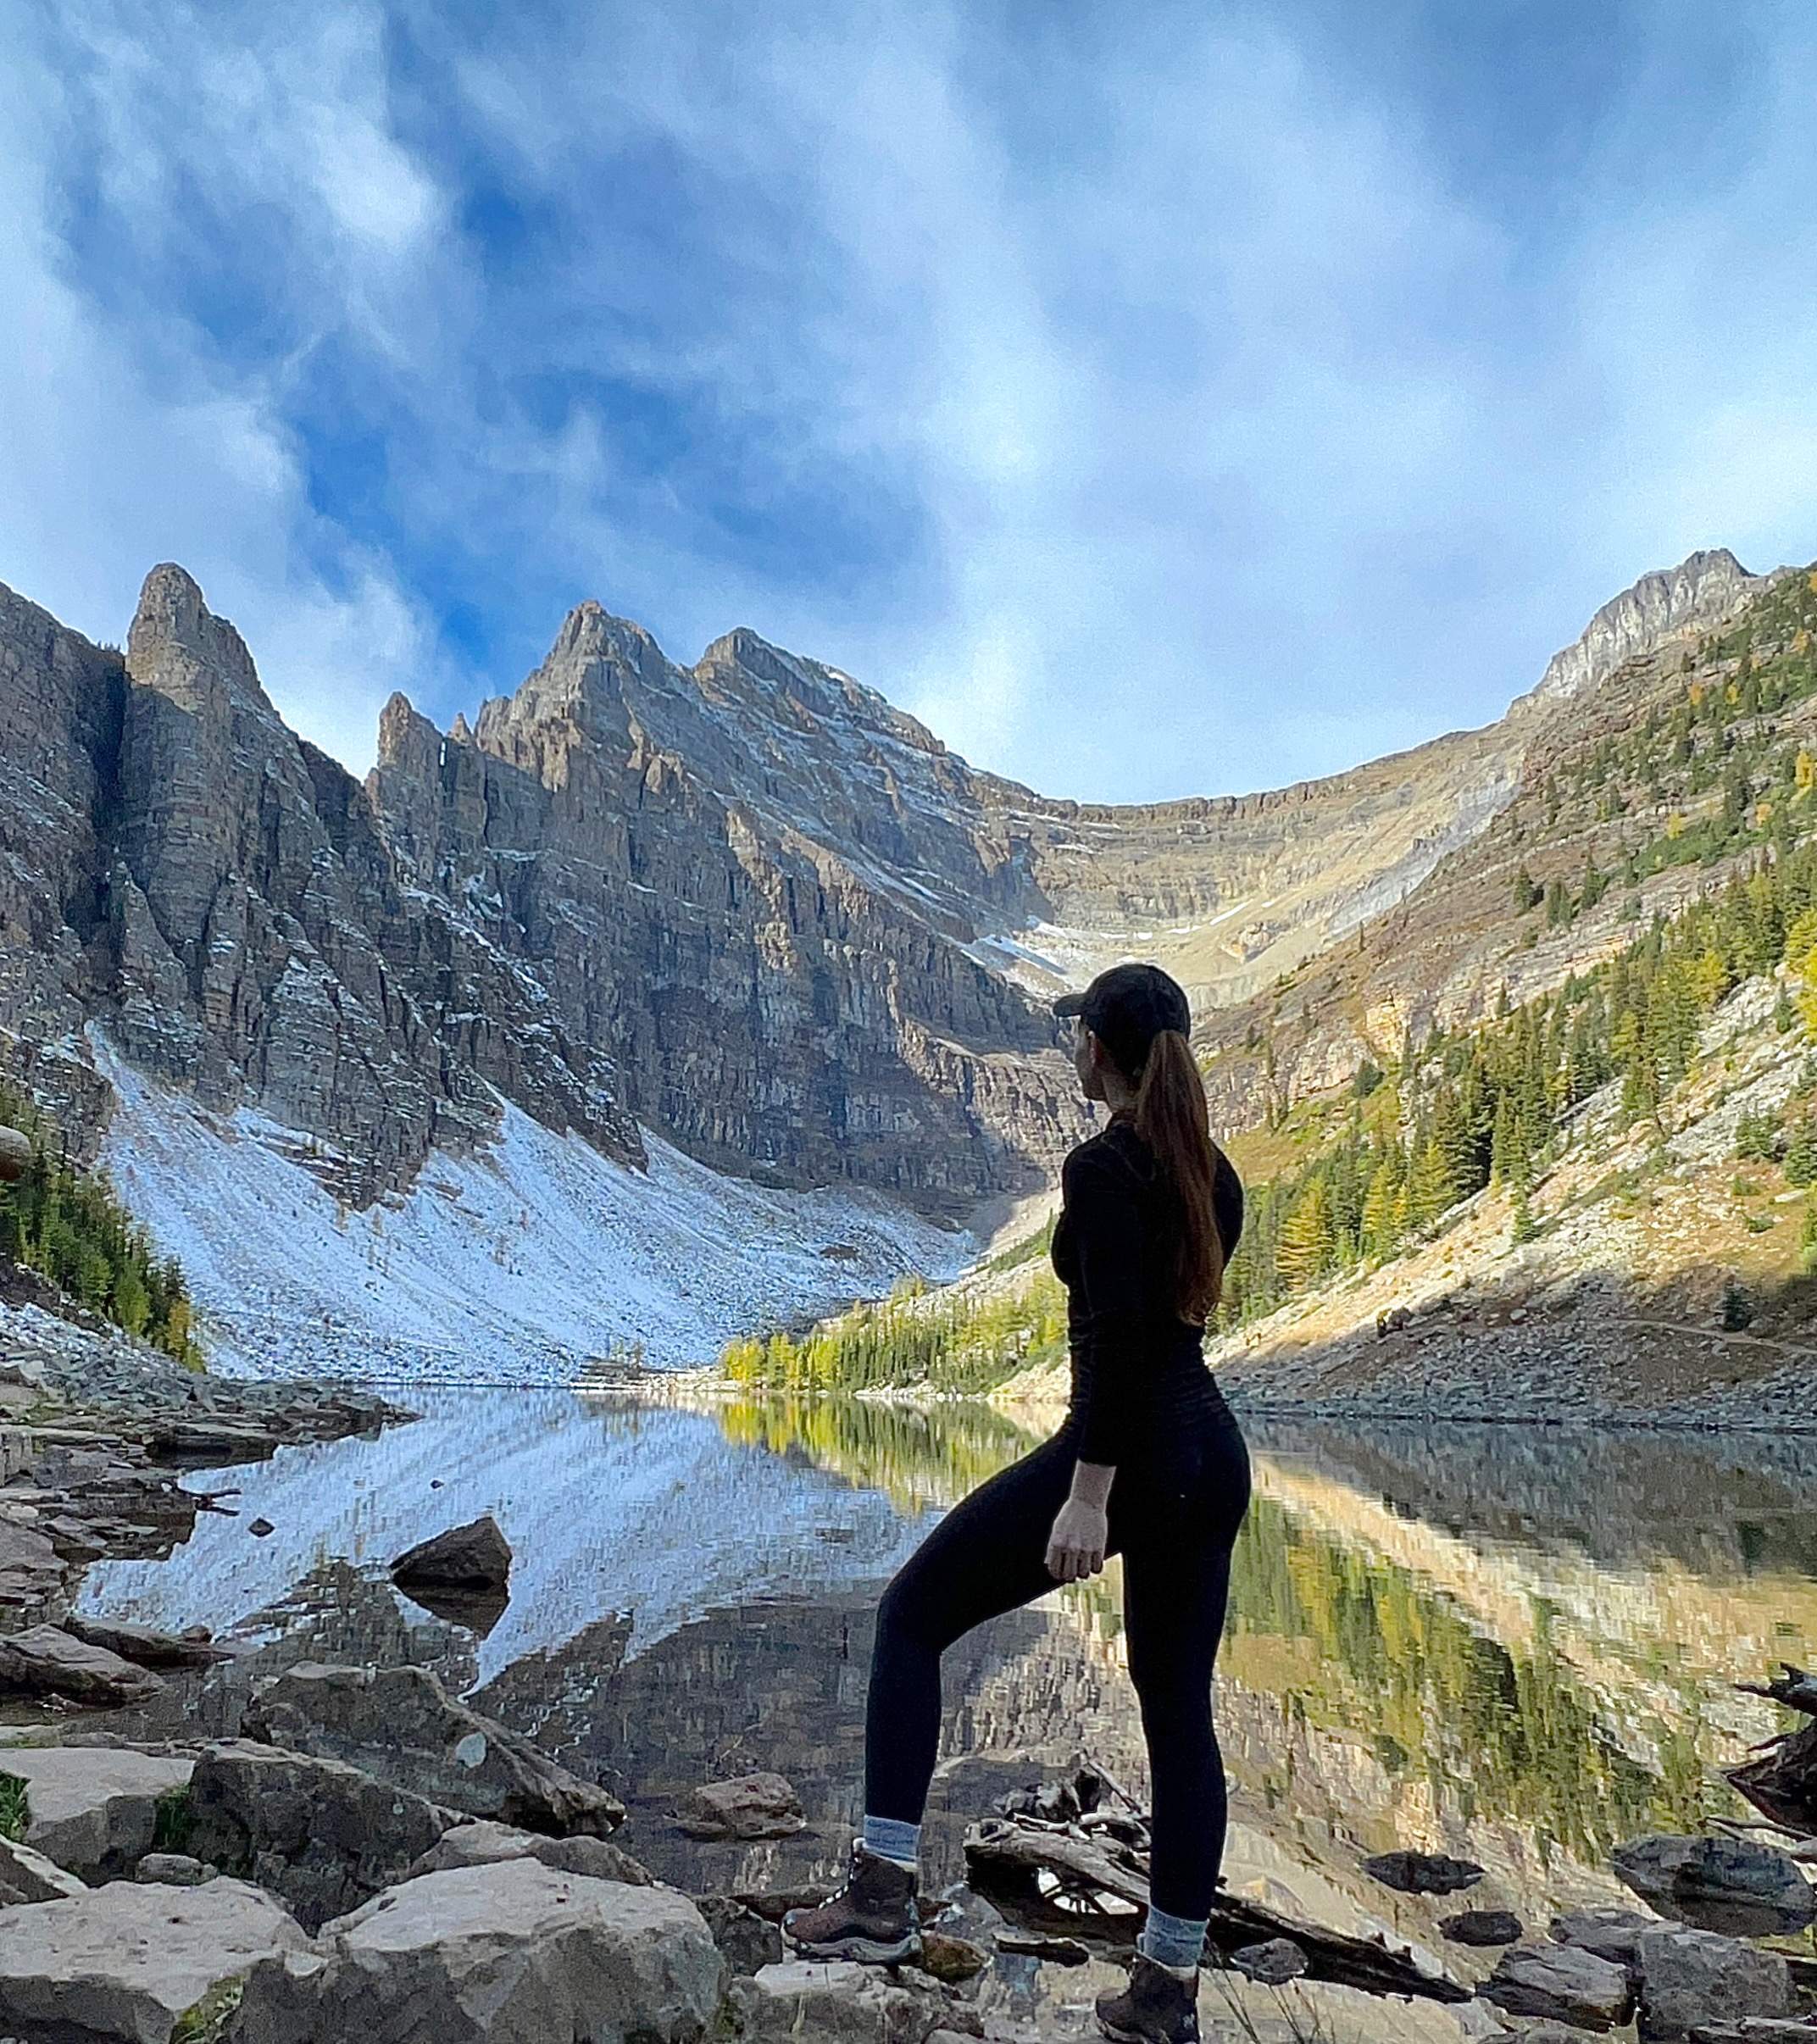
[125,563,271,719]
[467,602,670,779]
[549,598,662,669]
[375,690,442,775]
[1531,547,1762,706]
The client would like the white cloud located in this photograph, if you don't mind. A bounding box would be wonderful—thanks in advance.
[2,1,1814,800]
[0,5,444,772]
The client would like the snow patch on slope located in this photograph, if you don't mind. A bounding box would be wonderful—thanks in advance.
[96,1047,975,1385]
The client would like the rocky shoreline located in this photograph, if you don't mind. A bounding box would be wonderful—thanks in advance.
[3,1303,1814,2040]
[0,1292,405,1664]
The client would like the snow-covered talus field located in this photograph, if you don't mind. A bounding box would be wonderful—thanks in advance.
[95,1045,975,1385]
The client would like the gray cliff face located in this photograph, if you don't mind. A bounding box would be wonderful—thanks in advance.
[2,569,1084,1214]
[6,567,646,1203]
[0,547,1767,1220]
[1531,548,1762,706]
[368,604,1077,1208]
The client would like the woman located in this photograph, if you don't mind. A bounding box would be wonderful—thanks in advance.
[783,961,1251,2044]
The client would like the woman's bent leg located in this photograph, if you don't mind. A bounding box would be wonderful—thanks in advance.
[865,1433,1083,1825]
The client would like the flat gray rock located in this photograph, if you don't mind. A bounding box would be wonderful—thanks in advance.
[0,1522,65,1609]
[232,1859,724,2042]
[64,1612,231,1669]
[1636,1925,1792,2041]
[726,1958,982,2044]
[1550,1905,1659,1966]
[1481,1941,1636,2030]
[0,1746,194,1881]
[406,1816,652,1886]
[0,1875,306,2042]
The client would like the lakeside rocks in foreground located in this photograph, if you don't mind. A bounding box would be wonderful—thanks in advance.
[232,1859,725,2043]
[0,1290,407,1657]
[0,1746,195,1882]
[0,1876,308,2043]
[244,1659,626,1836]
[0,1622,165,1706]
[182,1737,450,1933]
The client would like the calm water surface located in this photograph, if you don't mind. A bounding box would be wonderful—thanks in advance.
[75,1390,1817,2041]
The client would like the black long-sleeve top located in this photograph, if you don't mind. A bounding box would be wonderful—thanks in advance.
[1048,1110,1245,1466]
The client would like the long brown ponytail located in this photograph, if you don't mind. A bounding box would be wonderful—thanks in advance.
[1133,1028,1225,1324]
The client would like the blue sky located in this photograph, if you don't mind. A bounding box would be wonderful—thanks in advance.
[3,1,1815,802]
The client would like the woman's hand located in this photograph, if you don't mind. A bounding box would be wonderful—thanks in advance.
[1045,1497,1109,1581]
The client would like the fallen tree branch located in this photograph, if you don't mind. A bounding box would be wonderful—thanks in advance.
[962,1813,1467,2004]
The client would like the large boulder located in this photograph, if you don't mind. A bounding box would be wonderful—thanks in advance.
[1480,1941,1636,2030]
[0,1875,306,2042]
[0,1624,164,1706]
[231,1859,724,2042]
[1635,1926,1793,2042]
[674,1771,805,1841]
[244,1661,624,1836]
[406,1817,653,1886]
[392,1515,512,1591]
[1613,1835,1816,1939]
[0,1832,86,1904]
[182,1737,448,1932]
[724,1960,983,2044]
[0,1746,194,1881]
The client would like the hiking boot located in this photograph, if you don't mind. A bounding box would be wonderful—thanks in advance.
[1095,1951,1201,2044]
[781,1837,921,1963]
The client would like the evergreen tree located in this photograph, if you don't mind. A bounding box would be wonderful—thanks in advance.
[1275,1180,1335,1291]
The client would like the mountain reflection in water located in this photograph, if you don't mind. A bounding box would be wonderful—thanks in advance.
[75,1387,1817,2025]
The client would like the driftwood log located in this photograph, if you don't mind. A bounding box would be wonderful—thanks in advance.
[1729,1663,1817,1839]
[963,1763,1468,2005]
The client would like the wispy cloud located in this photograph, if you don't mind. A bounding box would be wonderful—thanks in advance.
[2,0,1814,796]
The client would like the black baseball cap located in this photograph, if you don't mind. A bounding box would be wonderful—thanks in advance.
[1053,961,1191,1075]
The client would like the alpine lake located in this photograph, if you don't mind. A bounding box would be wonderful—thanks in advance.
[69,1385,1817,2041]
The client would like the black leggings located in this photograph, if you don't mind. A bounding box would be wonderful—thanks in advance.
[864,1411,1252,1919]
